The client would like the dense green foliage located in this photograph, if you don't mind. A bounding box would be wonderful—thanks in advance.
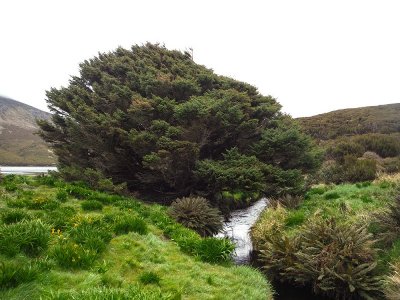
[168,196,223,236]
[38,44,319,204]
[0,175,273,299]
[252,175,400,299]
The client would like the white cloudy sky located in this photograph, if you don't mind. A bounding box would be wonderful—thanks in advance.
[1,0,399,117]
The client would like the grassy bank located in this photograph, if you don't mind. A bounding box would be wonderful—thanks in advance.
[251,173,400,299]
[0,175,273,299]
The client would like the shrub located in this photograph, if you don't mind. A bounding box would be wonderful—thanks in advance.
[0,220,50,257]
[81,200,103,211]
[114,215,148,235]
[168,196,223,237]
[1,208,30,224]
[196,237,235,264]
[139,271,161,285]
[0,259,40,289]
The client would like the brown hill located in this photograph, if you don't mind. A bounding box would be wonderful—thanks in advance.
[0,96,56,165]
[297,103,400,140]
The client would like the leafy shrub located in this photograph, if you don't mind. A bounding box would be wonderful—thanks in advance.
[0,259,40,289]
[196,237,235,263]
[139,271,161,285]
[0,220,50,257]
[168,196,223,237]
[81,200,103,211]
[114,215,148,235]
[1,208,30,224]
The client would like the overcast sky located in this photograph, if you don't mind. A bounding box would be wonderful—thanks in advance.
[1,0,399,117]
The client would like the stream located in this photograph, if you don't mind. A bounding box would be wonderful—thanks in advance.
[217,198,322,300]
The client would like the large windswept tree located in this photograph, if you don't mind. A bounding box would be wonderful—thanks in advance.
[38,43,320,203]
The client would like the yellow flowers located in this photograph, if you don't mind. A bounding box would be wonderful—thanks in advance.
[51,228,62,236]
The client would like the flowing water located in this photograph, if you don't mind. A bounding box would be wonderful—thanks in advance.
[217,198,268,264]
[0,166,57,175]
[218,198,322,299]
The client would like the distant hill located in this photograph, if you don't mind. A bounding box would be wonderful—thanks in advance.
[0,96,56,165]
[297,103,400,140]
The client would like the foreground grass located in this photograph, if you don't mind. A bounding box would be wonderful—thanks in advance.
[0,175,273,299]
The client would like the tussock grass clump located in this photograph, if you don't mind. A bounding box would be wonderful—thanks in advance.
[1,208,30,224]
[269,194,304,209]
[168,196,223,237]
[52,239,98,269]
[196,237,235,264]
[81,200,103,211]
[114,215,148,235]
[376,195,400,244]
[56,189,68,202]
[385,261,400,300]
[139,271,161,285]
[0,259,40,289]
[0,219,50,257]
[69,221,112,253]
[324,191,340,200]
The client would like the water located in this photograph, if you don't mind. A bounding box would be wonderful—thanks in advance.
[218,198,322,299]
[0,166,57,175]
[217,198,268,264]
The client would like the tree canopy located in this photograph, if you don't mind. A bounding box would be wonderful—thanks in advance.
[38,43,319,204]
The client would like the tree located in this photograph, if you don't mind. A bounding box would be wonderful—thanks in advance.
[38,43,319,204]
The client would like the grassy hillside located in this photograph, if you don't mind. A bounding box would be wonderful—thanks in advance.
[297,103,400,140]
[0,175,272,299]
[0,96,55,165]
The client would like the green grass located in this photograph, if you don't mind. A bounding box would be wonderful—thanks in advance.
[0,175,273,299]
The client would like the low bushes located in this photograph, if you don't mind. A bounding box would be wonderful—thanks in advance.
[114,215,148,235]
[254,209,383,299]
[81,200,103,211]
[168,196,223,237]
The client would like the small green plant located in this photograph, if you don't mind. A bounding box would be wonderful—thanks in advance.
[285,210,305,227]
[45,206,76,230]
[114,215,148,235]
[196,237,234,264]
[69,221,112,253]
[139,271,160,285]
[64,184,92,199]
[168,196,223,237]
[81,200,103,211]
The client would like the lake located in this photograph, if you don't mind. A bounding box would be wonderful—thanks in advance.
[0,166,57,175]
